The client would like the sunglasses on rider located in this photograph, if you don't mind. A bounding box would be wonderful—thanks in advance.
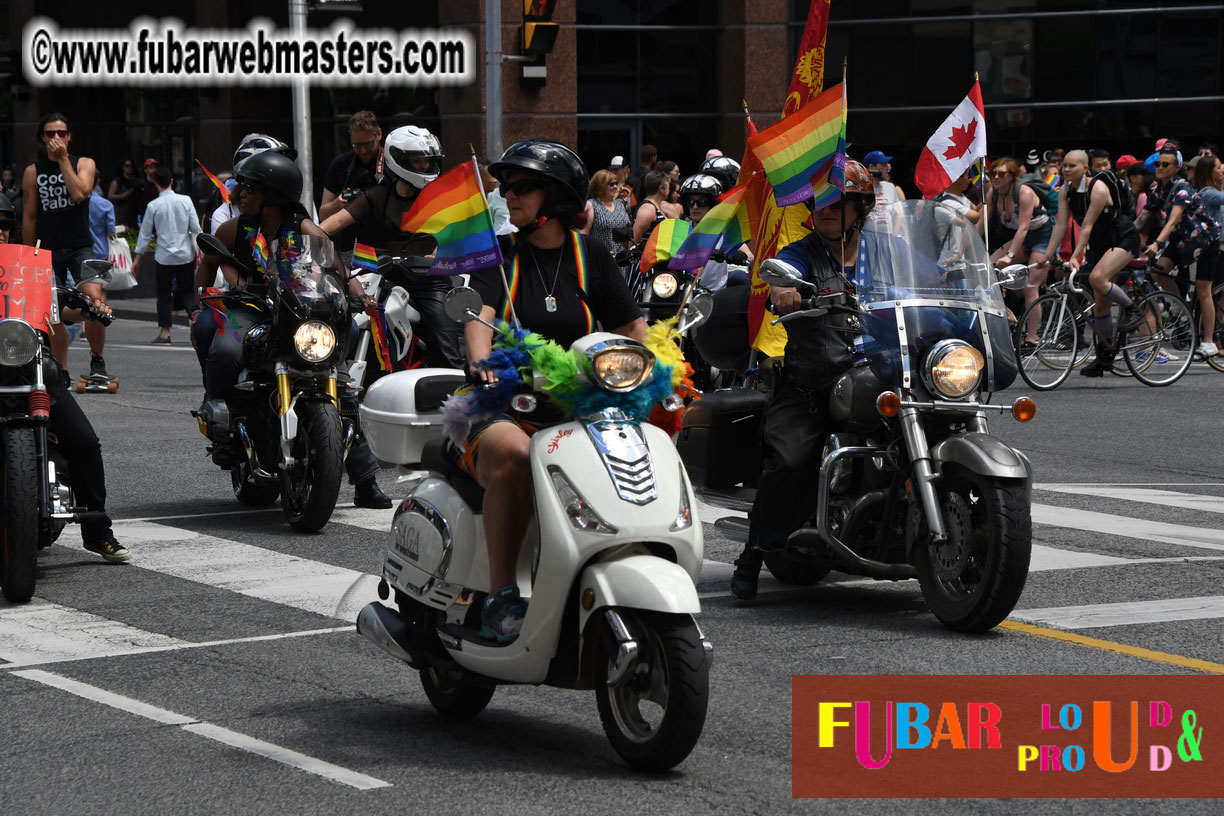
[1156,161,1176,168]
[499,178,548,196]
[238,181,264,195]
[43,129,68,139]
[0,219,13,231]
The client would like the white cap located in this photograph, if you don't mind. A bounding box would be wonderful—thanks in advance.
[609,155,625,169]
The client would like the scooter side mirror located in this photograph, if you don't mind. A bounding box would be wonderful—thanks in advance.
[677,290,714,334]
[444,286,486,324]
[78,259,113,285]
[758,258,813,290]
[998,263,1029,290]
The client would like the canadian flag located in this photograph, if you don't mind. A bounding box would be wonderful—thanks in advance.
[913,81,988,199]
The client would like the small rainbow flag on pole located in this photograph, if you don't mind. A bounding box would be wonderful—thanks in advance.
[400,157,503,275]
[196,159,230,204]
[250,230,271,275]
[352,242,379,274]
[747,82,847,208]
[641,219,692,272]
[668,183,751,271]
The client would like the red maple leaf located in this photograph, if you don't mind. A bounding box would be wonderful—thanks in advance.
[943,119,978,161]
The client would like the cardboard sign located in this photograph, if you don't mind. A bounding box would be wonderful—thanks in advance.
[0,244,56,333]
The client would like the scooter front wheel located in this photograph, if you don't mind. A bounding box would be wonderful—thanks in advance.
[1,426,40,603]
[420,666,495,719]
[595,611,708,772]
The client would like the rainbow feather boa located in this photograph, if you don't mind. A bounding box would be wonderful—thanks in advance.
[441,318,696,447]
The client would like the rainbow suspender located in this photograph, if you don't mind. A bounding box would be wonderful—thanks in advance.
[499,231,594,333]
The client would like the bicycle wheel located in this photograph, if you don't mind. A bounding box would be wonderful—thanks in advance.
[1068,291,1097,368]
[1016,292,1077,390]
[1121,290,1195,386]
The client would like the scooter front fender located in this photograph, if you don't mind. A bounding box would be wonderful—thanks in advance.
[929,433,1031,483]
[577,554,700,634]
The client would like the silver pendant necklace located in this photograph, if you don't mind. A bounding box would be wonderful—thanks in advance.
[529,238,566,313]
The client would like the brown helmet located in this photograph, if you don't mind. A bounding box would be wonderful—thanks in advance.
[843,159,874,197]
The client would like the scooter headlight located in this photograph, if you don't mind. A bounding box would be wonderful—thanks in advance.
[548,466,617,534]
[293,320,336,363]
[922,340,984,399]
[0,319,40,367]
[651,273,679,299]
[590,345,654,392]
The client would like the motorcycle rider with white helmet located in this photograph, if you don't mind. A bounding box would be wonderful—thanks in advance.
[319,125,463,368]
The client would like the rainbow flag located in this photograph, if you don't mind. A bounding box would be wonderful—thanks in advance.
[196,159,230,204]
[668,183,751,271]
[400,157,503,275]
[1043,169,1061,188]
[250,230,271,275]
[747,82,847,207]
[352,242,379,274]
[641,219,691,272]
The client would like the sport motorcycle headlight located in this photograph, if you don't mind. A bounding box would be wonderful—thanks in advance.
[293,320,336,363]
[0,319,40,368]
[922,340,984,399]
[651,273,679,299]
[590,345,654,392]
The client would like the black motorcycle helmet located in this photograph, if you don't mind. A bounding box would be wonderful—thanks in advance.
[233,150,303,206]
[700,156,742,189]
[489,140,588,220]
[678,173,724,212]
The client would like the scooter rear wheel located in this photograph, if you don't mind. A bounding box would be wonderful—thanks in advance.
[420,667,495,718]
[595,611,708,772]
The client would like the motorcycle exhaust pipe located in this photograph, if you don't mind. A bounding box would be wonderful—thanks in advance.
[789,529,917,580]
[356,601,423,668]
[234,419,276,479]
[341,419,357,460]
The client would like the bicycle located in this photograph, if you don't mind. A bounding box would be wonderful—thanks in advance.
[1013,261,1099,390]
[1113,262,1196,386]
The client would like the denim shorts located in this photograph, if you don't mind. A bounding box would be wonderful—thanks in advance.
[1020,219,1054,255]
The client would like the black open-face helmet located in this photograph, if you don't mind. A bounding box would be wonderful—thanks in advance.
[489,140,588,218]
[678,173,724,212]
[234,151,303,205]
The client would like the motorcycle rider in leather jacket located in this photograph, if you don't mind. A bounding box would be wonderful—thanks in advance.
[730,160,876,600]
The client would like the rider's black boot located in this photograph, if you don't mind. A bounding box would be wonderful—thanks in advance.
[730,546,763,600]
[1079,341,1116,378]
[354,477,392,509]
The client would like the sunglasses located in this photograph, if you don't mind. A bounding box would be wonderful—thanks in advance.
[44,129,68,138]
[0,219,13,231]
[238,181,264,194]
[499,178,547,196]
[1156,161,1176,168]
[990,171,1009,178]
[351,139,378,149]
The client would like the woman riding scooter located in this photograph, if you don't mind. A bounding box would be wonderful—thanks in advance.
[463,140,648,642]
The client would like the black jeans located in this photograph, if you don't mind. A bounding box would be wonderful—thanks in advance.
[746,379,832,554]
[50,389,112,544]
[400,275,464,369]
[156,261,195,328]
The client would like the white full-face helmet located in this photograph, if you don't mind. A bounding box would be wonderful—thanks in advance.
[384,126,444,189]
[233,133,296,169]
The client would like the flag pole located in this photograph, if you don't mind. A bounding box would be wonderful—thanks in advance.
[470,145,521,329]
[840,57,848,272]
[976,73,990,257]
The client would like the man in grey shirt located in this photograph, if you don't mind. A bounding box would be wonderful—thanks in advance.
[135,166,201,344]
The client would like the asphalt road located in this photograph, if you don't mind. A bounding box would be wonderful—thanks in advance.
[2,316,1222,813]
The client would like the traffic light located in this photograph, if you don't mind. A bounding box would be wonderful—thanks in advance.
[522,0,559,56]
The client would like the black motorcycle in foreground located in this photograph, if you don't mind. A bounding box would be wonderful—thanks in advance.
[679,201,1037,632]
[192,233,353,532]
[1,260,114,603]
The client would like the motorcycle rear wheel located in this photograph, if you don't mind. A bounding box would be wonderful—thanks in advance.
[2,426,41,603]
[231,461,280,506]
[420,666,496,718]
[595,611,708,772]
[280,400,344,532]
[913,469,1031,633]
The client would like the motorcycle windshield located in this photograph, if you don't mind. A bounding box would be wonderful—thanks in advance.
[853,200,1017,392]
[270,235,348,324]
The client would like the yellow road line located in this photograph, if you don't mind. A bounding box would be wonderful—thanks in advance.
[999,620,1224,675]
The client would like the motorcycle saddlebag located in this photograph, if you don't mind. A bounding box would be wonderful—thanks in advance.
[359,368,467,466]
[676,388,766,489]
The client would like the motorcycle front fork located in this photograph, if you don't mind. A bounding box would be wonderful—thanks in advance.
[274,364,340,468]
[898,407,947,544]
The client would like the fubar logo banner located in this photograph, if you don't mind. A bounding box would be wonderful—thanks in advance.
[792,675,1219,798]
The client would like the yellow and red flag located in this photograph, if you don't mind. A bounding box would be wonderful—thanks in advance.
[745,0,832,355]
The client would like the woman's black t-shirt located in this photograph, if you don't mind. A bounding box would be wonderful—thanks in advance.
[470,231,641,348]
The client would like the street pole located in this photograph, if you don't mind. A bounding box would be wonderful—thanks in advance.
[289,0,315,212]
[485,0,502,160]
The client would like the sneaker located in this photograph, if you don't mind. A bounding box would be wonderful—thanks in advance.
[1118,307,1146,335]
[480,585,527,643]
[1195,342,1219,360]
[354,478,392,509]
[84,536,131,564]
[1018,341,1038,356]
[730,548,763,600]
[89,355,108,379]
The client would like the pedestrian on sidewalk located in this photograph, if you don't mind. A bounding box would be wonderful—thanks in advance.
[134,166,202,344]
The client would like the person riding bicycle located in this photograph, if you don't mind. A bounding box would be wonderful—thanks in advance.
[1,193,128,563]
[197,150,391,509]
[462,140,648,642]
[730,160,877,600]
[1043,150,1143,376]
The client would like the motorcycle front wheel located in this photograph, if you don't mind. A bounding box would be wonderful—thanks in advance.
[2,426,41,603]
[231,460,281,506]
[280,399,344,532]
[913,469,1032,633]
[595,611,708,772]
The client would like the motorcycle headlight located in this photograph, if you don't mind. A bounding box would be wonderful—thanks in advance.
[651,273,679,299]
[590,345,654,392]
[0,319,40,368]
[293,320,336,363]
[922,340,984,399]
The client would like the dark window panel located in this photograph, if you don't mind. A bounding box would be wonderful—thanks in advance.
[1032,19,1095,103]
[1094,16,1157,100]
[577,0,638,26]
[908,21,973,105]
[577,30,640,114]
[638,31,718,114]
[974,18,1033,104]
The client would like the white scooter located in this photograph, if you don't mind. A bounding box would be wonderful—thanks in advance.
[356,288,713,771]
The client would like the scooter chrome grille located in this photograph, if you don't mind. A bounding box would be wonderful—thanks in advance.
[585,420,657,505]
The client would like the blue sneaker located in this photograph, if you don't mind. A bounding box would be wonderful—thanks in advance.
[480,585,527,643]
